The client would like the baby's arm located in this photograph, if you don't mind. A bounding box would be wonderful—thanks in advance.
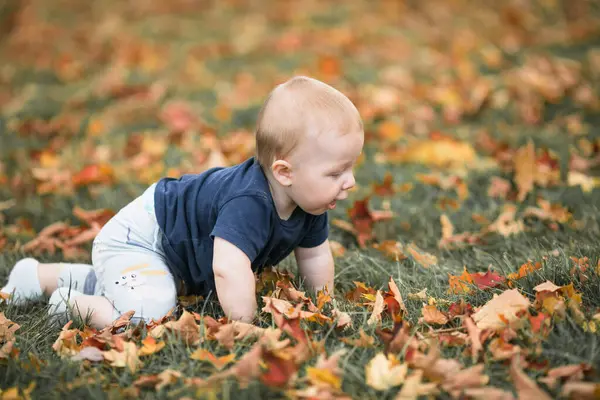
[212,237,257,323]
[294,240,335,296]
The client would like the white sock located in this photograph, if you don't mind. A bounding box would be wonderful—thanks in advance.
[48,287,84,327]
[57,263,96,294]
[1,258,42,305]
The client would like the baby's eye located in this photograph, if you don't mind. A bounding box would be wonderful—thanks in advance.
[329,172,343,178]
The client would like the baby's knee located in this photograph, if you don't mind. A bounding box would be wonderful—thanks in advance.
[110,284,177,323]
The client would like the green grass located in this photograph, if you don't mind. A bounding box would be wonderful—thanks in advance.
[1,0,600,398]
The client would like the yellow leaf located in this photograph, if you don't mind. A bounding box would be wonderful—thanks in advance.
[306,367,341,389]
[365,353,408,391]
[514,140,536,202]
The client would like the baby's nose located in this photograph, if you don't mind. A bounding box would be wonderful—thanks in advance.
[343,172,356,191]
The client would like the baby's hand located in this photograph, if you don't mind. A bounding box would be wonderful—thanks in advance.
[212,237,257,323]
[294,240,335,296]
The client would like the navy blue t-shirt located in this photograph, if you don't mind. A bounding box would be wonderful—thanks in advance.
[153,157,329,297]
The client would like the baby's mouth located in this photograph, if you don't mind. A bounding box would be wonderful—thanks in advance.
[328,200,337,210]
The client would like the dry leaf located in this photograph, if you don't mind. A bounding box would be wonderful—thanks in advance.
[509,355,552,400]
[395,369,439,399]
[472,289,530,330]
[514,140,536,201]
[331,309,353,329]
[388,277,408,314]
[102,341,141,373]
[365,353,408,391]
[463,387,516,400]
[421,305,449,325]
[138,336,165,356]
[340,328,376,347]
[190,349,236,370]
[367,290,385,326]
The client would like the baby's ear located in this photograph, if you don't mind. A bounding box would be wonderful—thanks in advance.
[272,159,293,187]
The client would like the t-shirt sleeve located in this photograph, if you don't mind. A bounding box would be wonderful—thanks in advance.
[210,195,272,262]
[298,212,329,248]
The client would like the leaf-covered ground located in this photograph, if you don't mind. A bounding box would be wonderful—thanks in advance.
[1,0,600,398]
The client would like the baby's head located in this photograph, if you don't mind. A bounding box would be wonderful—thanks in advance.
[256,76,364,215]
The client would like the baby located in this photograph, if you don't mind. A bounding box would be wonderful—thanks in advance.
[1,76,364,329]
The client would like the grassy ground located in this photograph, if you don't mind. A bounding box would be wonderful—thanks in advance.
[1,0,600,398]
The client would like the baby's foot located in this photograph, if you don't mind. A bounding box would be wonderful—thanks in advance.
[1,258,42,305]
[48,287,83,327]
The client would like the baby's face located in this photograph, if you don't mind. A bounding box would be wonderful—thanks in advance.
[289,128,364,215]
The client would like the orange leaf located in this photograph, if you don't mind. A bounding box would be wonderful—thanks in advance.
[138,336,165,356]
[72,164,114,186]
[190,349,236,370]
[421,305,449,325]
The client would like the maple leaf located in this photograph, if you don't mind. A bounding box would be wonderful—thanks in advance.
[52,321,82,359]
[463,387,516,400]
[396,369,440,399]
[538,363,591,389]
[0,313,20,343]
[344,197,394,247]
[305,349,347,391]
[340,328,375,348]
[367,290,385,326]
[509,355,552,400]
[463,316,483,362]
[514,140,536,202]
[190,349,236,370]
[472,289,530,330]
[150,309,200,345]
[390,136,477,169]
[134,369,183,391]
[365,353,408,391]
[213,321,267,350]
[262,297,308,343]
[160,100,202,133]
[137,336,165,356]
[344,281,377,303]
[373,240,408,261]
[405,243,438,268]
[330,309,353,329]
[421,305,449,325]
[560,381,600,399]
[102,340,141,373]
[386,276,408,320]
[507,260,542,281]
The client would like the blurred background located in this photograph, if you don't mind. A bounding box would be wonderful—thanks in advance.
[0,0,599,233]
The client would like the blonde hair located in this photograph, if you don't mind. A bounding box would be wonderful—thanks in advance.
[255,76,363,169]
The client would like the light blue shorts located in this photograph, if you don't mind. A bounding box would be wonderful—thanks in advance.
[91,183,179,322]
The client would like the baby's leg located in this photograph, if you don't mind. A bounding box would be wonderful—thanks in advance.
[2,258,95,304]
[48,289,114,329]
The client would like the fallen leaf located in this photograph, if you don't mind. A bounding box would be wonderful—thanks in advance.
[421,305,449,325]
[151,310,200,345]
[341,328,376,347]
[464,316,483,362]
[365,353,408,391]
[473,289,530,330]
[331,309,353,329]
[102,341,141,373]
[560,381,600,399]
[72,346,104,362]
[138,336,165,356]
[367,290,385,326]
[509,355,552,400]
[388,277,408,315]
[406,243,438,268]
[396,369,439,399]
[190,349,236,370]
[463,387,516,400]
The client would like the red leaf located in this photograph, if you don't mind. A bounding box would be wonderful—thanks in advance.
[471,269,506,289]
[72,164,114,186]
[260,352,298,387]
